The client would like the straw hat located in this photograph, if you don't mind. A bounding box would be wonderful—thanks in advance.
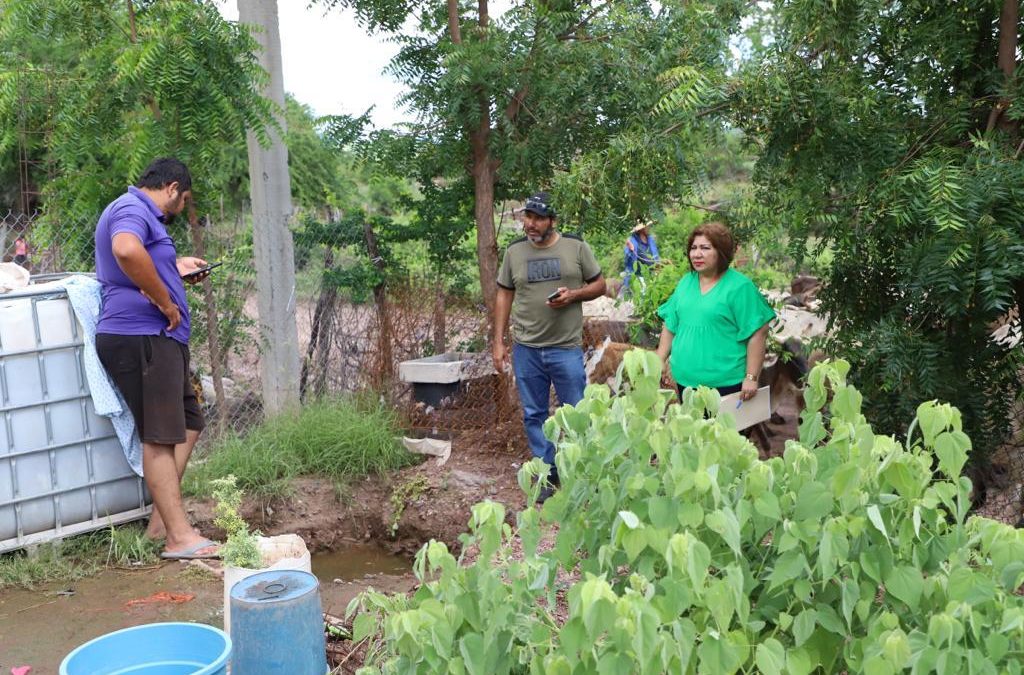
[631,219,654,234]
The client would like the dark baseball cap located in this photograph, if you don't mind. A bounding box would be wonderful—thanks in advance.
[522,192,556,218]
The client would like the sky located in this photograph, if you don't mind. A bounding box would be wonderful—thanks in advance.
[217,1,411,128]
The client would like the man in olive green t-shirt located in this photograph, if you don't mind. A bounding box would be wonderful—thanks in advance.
[492,192,606,503]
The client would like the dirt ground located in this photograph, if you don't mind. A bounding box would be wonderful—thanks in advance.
[0,423,531,673]
[2,399,801,673]
[0,558,416,675]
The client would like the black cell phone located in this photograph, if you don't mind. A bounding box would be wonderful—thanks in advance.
[547,289,563,301]
[182,261,223,280]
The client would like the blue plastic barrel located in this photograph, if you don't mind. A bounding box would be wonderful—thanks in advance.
[229,569,328,674]
[60,622,231,675]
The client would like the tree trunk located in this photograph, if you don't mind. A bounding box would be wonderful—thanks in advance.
[447,0,500,319]
[364,221,393,390]
[300,247,338,400]
[446,0,461,43]
[188,209,227,435]
[471,119,499,318]
[987,0,1019,132]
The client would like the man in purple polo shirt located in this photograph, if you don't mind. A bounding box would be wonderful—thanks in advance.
[95,157,218,560]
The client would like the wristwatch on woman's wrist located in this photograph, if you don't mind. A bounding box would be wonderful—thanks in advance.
[745,373,757,382]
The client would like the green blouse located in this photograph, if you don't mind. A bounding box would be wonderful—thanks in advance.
[657,268,776,388]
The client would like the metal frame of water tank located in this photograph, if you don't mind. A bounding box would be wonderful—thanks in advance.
[0,281,150,553]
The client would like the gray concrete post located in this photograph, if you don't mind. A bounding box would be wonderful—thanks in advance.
[239,0,301,414]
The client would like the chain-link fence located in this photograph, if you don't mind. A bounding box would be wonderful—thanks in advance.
[0,208,521,451]
[2,209,1023,524]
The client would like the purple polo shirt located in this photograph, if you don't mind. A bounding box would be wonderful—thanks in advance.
[95,186,190,344]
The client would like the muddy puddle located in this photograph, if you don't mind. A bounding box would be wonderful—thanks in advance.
[0,566,222,675]
[0,544,415,673]
[312,544,411,582]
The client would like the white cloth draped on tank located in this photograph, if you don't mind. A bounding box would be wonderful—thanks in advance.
[20,275,144,476]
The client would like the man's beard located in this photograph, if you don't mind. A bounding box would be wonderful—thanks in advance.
[164,193,186,225]
[527,226,554,244]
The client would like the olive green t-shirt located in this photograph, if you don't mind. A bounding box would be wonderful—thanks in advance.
[497,233,602,348]
[657,269,776,388]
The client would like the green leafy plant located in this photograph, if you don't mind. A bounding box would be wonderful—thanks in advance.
[348,351,1024,674]
[388,476,429,537]
[210,475,262,569]
[629,261,686,344]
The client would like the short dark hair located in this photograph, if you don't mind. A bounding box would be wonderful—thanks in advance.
[687,221,735,274]
[136,157,192,192]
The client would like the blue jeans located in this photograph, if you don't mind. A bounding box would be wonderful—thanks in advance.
[512,343,586,477]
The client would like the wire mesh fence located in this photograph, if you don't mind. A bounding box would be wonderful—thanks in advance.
[2,208,1023,524]
[0,208,523,449]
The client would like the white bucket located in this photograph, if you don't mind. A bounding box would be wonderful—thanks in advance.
[223,533,312,634]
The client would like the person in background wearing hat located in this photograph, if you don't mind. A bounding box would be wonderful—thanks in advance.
[492,191,606,503]
[621,219,660,296]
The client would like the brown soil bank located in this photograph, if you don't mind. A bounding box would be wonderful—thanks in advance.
[187,421,531,557]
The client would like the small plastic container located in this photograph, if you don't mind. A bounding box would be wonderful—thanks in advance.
[59,622,231,675]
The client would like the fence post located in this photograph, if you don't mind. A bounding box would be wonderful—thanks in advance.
[433,274,446,355]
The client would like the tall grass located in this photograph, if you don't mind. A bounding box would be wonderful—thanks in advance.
[183,397,418,498]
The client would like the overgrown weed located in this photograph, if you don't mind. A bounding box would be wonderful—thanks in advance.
[184,396,418,498]
[0,523,159,590]
[106,523,161,566]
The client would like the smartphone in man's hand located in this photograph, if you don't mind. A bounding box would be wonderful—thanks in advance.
[546,289,563,302]
[182,261,223,280]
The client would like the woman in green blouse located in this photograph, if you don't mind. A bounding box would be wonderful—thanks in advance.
[655,222,775,402]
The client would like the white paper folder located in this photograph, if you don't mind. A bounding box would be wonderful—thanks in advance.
[718,386,771,431]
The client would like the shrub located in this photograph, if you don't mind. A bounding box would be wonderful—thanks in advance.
[350,352,1024,674]
[211,476,262,568]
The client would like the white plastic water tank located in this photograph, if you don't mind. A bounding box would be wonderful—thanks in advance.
[0,280,149,553]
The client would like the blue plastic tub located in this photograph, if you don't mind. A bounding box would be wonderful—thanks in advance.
[60,622,231,675]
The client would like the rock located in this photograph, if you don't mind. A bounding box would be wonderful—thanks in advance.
[582,295,634,321]
[790,274,820,297]
[199,375,238,403]
[450,469,489,489]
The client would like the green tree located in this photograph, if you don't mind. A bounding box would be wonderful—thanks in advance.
[0,0,274,228]
[318,0,744,315]
[720,0,1024,467]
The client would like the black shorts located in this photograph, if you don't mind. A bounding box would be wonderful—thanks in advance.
[96,333,205,444]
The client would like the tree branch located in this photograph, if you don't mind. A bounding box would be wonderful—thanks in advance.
[126,0,138,42]
[681,202,723,214]
[503,84,529,124]
[557,1,610,40]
